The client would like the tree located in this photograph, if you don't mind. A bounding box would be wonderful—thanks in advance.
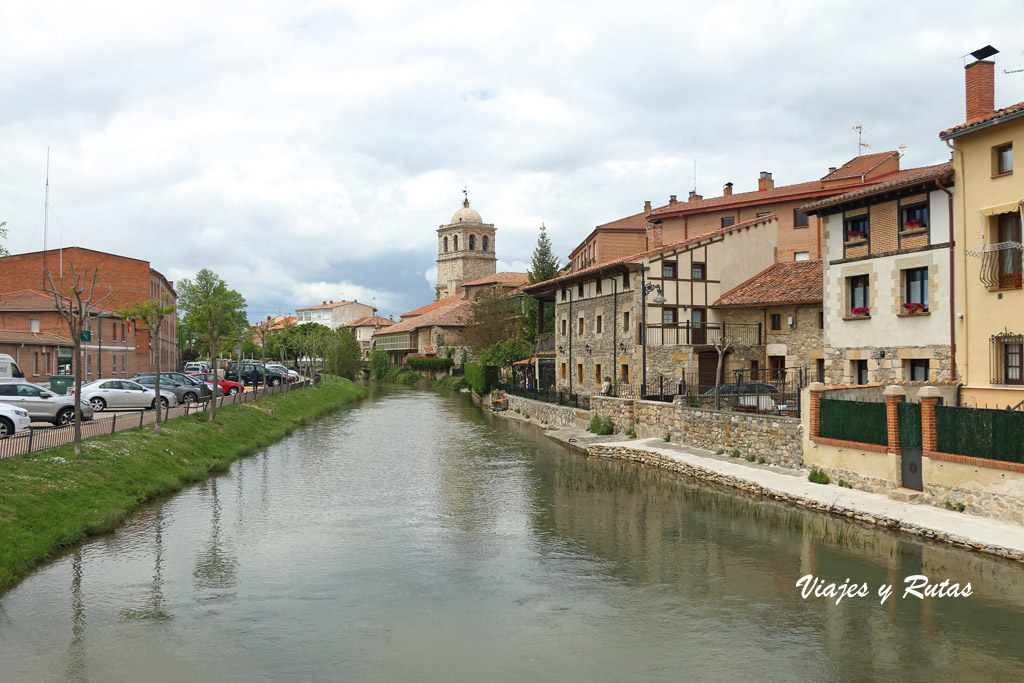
[462,289,522,352]
[177,269,247,422]
[119,295,176,435]
[0,222,9,258]
[369,348,390,379]
[479,338,532,371]
[521,223,562,343]
[43,265,114,453]
[329,328,362,379]
[712,336,734,411]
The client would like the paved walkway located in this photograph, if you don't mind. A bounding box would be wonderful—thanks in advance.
[498,410,1024,562]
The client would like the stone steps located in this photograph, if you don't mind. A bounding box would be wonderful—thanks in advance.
[888,487,923,504]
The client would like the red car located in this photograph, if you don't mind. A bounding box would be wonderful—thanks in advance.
[190,373,242,396]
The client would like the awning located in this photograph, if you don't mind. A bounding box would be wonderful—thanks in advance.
[979,199,1024,216]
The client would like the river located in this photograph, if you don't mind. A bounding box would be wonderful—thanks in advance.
[1,386,1022,682]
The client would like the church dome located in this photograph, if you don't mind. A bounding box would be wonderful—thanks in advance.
[451,199,482,224]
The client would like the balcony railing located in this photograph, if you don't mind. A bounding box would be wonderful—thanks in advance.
[980,242,1023,289]
[643,321,762,347]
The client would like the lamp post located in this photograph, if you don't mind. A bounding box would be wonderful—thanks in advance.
[640,269,667,399]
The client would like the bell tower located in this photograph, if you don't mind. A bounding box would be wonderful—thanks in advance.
[435,194,497,300]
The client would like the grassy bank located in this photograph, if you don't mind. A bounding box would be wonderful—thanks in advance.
[0,378,365,593]
[378,367,468,391]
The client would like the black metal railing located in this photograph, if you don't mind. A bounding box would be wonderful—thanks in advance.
[979,243,1022,289]
[496,380,590,409]
[601,368,805,414]
[0,379,313,461]
[643,321,762,346]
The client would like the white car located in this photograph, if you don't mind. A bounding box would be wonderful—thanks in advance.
[73,379,178,412]
[268,364,299,382]
[0,402,32,438]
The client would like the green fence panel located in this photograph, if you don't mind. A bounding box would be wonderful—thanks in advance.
[936,405,1024,464]
[897,402,922,450]
[819,398,888,446]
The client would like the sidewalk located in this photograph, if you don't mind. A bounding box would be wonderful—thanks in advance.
[505,410,1024,563]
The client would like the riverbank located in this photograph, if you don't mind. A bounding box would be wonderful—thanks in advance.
[0,378,366,592]
[492,404,1024,564]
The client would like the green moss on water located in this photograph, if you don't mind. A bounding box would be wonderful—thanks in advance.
[0,378,365,593]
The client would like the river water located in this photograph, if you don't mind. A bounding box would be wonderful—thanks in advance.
[1,386,1022,682]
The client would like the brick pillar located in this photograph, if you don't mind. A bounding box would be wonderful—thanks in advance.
[808,382,825,438]
[882,385,906,457]
[919,386,941,453]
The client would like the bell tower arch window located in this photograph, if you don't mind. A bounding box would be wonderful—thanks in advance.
[483,235,488,251]
[443,236,448,253]
[469,234,475,250]
[453,235,458,251]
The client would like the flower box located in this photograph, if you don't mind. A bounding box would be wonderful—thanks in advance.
[845,231,866,242]
[850,307,870,317]
[902,219,925,231]
[902,302,927,314]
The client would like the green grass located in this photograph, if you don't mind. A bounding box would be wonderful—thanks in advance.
[588,415,616,436]
[808,466,831,485]
[0,378,365,594]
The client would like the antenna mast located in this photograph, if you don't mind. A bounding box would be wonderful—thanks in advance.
[852,124,869,156]
[43,148,51,277]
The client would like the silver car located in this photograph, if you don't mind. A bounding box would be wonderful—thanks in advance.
[75,379,177,412]
[0,381,95,425]
[136,375,202,405]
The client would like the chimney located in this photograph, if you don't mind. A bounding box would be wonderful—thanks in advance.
[329,300,334,304]
[644,200,652,212]
[688,190,703,202]
[267,315,271,321]
[758,171,774,191]
[322,301,327,305]
[828,166,837,174]
[965,60,995,122]
[669,194,677,205]
[723,182,733,196]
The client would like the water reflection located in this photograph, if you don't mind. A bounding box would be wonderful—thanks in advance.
[0,386,1021,683]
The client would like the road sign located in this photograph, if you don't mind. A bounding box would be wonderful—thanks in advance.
[80,331,92,342]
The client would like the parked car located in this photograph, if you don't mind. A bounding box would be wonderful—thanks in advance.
[0,402,32,438]
[267,364,300,382]
[135,376,202,405]
[133,372,213,399]
[0,381,94,425]
[74,379,177,411]
[190,373,242,396]
[0,353,25,380]
[225,362,287,387]
[184,361,212,374]
[700,383,786,412]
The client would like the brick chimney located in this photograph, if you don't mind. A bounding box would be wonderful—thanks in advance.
[688,190,703,202]
[965,60,995,122]
[723,182,733,196]
[669,194,677,205]
[322,301,327,305]
[267,315,271,321]
[758,171,774,191]
[643,200,652,213]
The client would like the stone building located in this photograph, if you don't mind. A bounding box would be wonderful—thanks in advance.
[373,295,473,364]
[435,198,497,301]
[940,57,1024,409]
[345,315,394,360]
[711,260,824,383]
[0,247,179,380]
[524,215,779,396]
[802,162,955,386]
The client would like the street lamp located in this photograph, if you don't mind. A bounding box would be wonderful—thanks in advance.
[640,273,667,399]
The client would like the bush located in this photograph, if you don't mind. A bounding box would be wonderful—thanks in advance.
[407,357,454,372]
[664,433,672,442]
[434,375,467,391]
[838,480,853,489]
[625,427,637,439]
[369,348,390,380]
[464,363,499,395]
[588,415,616,435]
[745,454,756,462]
[808,467,830,485]
[730,450,741,458]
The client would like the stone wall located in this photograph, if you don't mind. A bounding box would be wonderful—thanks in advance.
[591,395,804,468]
[503,394,591,430]
[554,287,638,395]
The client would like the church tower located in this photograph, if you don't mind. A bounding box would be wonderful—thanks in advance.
[435,196,497,301]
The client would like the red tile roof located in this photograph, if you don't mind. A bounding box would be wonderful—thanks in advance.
[0,290,59,310]
[461,272,529,288]
[713,260,823,308]
[595,210,652,232]
[801,162,954,213]
[940,100,1024,139]
[380,297,473,335]
[400,295,462,319]
[346,315,394,328]
[820,151,900,182]
[0,329,72,345]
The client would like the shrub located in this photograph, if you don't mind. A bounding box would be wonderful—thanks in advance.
[715,448,725,455]
[434,375,467,391]
[757,456,766,464]
[369,348,390,380]
[808,467,830,485]
[588,415,616,435]
[730,450,740,458]
[745,454,756,462]
[407,357,454,372]
[838,480,853,489]
[464,363,499,395]
[625,428,637,439]
[664,433,672,443]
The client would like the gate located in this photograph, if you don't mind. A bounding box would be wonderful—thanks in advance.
[897,402,923,491]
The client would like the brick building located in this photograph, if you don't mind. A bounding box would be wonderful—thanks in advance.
[0,247,179,382]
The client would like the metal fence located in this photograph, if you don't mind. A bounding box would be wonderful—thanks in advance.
[818,398,889,446]
[606,368,804,415]
[496,380,590,409]
[643,321,762,347]
[0,379,312,461]
[936,404,1024,464]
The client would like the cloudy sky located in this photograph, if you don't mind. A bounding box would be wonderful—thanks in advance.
[1,1,1022,321]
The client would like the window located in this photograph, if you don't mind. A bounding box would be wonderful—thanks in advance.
[818,311,824,329]
[482,235,488,251]
[620,364,629,382]
[560,363,567,379]
[561,287,567,302]
[849,274,870,315]
[757,212,772,218]
[793,209,809,227]
[692,263,706,280]
[996,143,1013,175]
[561,319,567,336]
[845,216,869,242]
[578,283,584,297]
[995,213,1023,288]
[623,273,630,289]
[453,235,458,250]
[578,317,584,336]
[596,315,603,334]
[33,353,38,376]
[721,216,736,228]
[113,355,117,374]
[770,314,782,331]
[794,251,810,262]
[469,234,475,250]
[87,354,92,376]
[904,267,929,312]
[901,202,929,231]
[662,308,677,324]
[577,364,584,383]
[443,236,448,253]
[595,364,602,383]
[595,278,602,295]
[662,262,676,278]
[816,358,825,383]
[623,311,630,332]
[854,359,869,385]
[30,318,40,333]
[992,333,1023,384]
[908,359,930,382]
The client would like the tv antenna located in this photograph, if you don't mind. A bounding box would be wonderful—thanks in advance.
[852,124,869,156]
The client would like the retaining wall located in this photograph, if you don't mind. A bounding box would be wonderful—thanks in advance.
[503,394,591,430]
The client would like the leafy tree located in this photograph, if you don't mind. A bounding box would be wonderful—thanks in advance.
[479,338,532,370]
[462,289,522,352]
[369,348,390,379]
[327,328,362,379]
[43,265,114,453]
[177,269,247,421]
[119,295,176,435]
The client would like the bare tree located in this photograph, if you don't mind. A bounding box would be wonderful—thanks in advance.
[119,295,176,435]
[43,265,115,455]
[713,336,734,411]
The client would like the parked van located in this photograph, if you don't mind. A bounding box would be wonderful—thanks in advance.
[0,354,25,379]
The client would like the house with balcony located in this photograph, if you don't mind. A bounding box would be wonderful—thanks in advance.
[295,299,376,330]
[940,57,1024,409]
[802,162,955,386]
[346,315,394,360]
[523,215,778,397]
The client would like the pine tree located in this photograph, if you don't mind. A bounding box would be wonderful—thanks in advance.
[528,223,561,284]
